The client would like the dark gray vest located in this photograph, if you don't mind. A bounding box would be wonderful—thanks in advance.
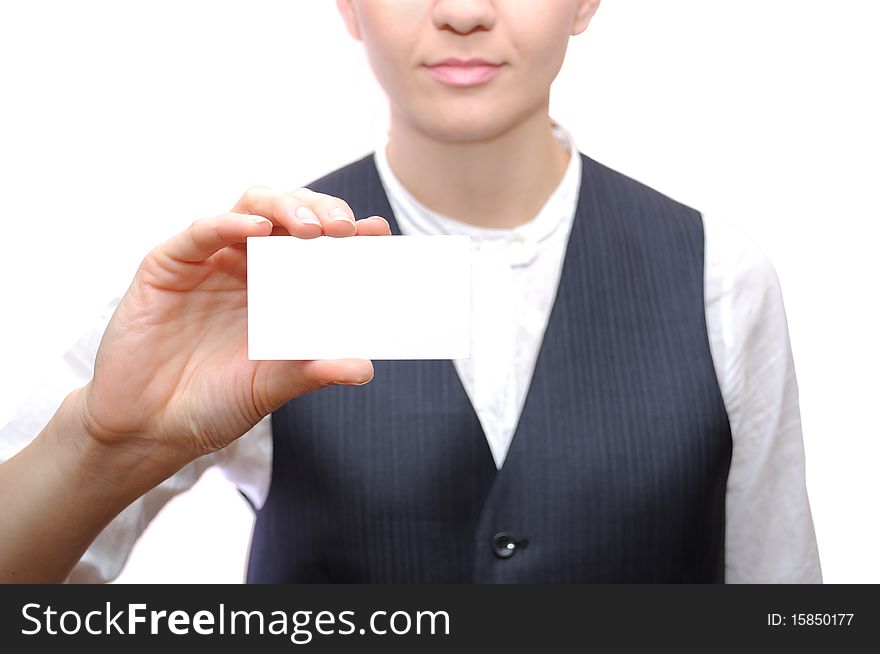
[245,152,732,583]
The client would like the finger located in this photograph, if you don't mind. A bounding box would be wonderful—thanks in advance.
[157,212,272,264]
[288,187,360,238]
[225,218,291,255]
[354,216,392,236]
[299,359,375,388]
[231,185,324,238]
[253,358,375,416]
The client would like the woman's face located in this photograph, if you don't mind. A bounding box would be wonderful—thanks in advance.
[337,0,599,143]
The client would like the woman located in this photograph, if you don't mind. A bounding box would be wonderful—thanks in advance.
[0,0,820,583]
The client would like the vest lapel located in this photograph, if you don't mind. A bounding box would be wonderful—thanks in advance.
[353,154,498,475]
[354,152,590,476]
[487,154,590,472]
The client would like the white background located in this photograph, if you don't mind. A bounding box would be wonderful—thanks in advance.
[0,1,877,583]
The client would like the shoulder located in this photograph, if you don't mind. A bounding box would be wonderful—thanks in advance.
[580,154,704,229]
[578,154,711,273]
[576,154,717,291]
[702,213,783,308]
[302,152,378,195]
[297,152,390,221]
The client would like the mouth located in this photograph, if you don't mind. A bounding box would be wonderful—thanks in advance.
[423,58,504,88]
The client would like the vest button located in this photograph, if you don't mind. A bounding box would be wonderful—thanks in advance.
[492,532,527,559]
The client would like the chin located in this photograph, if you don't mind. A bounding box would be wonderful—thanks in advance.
[414,109,521,145]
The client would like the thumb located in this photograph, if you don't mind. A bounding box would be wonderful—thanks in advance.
[253,358,374,415]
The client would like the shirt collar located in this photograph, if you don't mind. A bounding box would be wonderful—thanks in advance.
[373,120,582,252]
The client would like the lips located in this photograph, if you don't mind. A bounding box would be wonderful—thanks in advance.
[424,58,504,88]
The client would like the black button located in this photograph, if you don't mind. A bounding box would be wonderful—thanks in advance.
[492,532,527,559]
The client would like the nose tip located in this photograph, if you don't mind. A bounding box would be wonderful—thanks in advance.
[432,0,497,35]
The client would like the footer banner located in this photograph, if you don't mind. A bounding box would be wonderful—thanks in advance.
[0,584,875,651]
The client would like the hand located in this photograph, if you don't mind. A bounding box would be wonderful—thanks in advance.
[77,186,391,469]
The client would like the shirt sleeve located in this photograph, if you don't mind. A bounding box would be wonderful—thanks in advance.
[703,215,822,583]
[0,293,272,583]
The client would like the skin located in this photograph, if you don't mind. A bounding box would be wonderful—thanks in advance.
[337,0,600,228]
[0,193,388,583]
[0,0,601,582]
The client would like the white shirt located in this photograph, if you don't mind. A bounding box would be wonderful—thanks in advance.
[0,121,822,584]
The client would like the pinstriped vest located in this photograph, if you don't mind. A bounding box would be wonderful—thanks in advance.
[245,152,732,583]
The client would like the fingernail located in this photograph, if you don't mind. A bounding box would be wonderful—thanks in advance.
[295,206,321,226]
[336,378,372,386]
[330,207,356,224]
[249,216,272,225]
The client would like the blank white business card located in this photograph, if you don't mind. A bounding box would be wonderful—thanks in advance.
[247,235,472,360]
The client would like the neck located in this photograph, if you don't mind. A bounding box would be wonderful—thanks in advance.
[384,103,571,230]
